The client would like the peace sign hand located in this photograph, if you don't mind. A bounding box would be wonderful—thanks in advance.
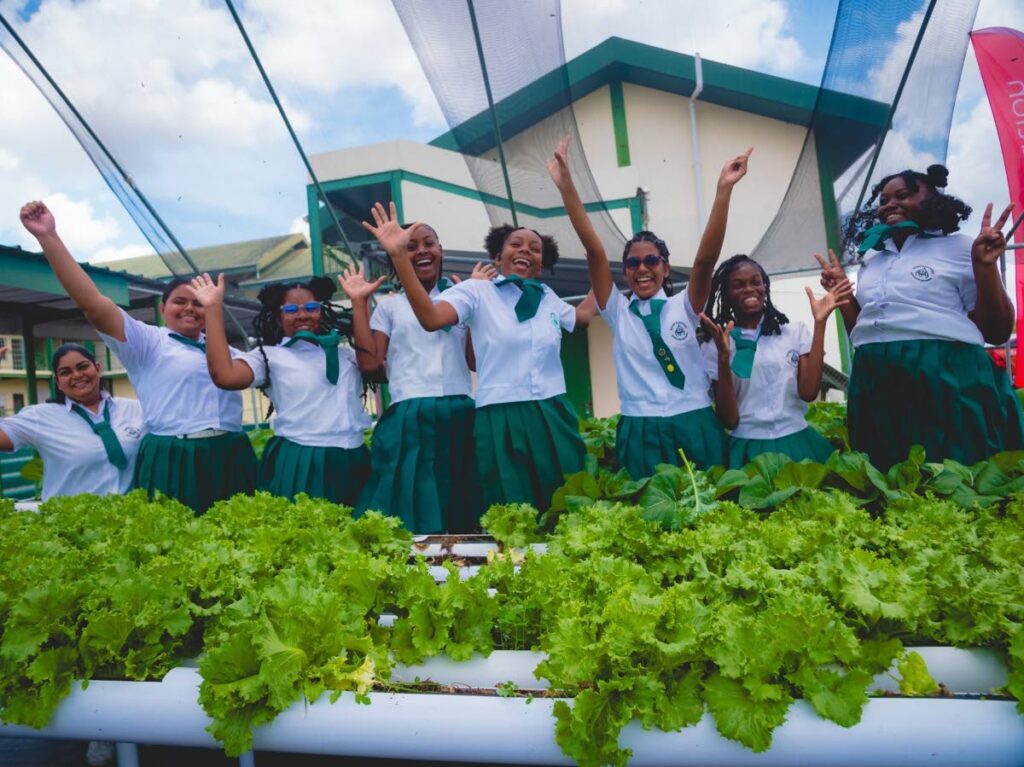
[339,264,385,301]
[361,202,418,259]
[699,313,734,354]
[972,203,1013,268]
[814,248,847,291]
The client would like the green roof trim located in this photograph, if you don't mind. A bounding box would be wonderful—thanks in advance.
[0,244,131,306]
[429,36,888,175]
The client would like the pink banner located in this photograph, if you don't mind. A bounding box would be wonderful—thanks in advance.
[971,27,1024,385]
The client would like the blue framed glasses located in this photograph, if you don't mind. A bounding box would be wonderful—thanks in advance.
[623,254,666,270]
[281,301,321,314]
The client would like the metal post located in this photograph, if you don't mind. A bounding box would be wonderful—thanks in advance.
[688,53,706,229]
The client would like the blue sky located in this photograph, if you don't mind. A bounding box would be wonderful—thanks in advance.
[0,0,1017,265]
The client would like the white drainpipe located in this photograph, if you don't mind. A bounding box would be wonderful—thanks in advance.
[689,52,706,229]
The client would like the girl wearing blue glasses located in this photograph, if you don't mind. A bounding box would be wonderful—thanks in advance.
[547,137,749,478]
[701,255,851,468]
[20,201,256,514]
[362,202,596,513]
[191,273,373,505]
[339,223,496,533]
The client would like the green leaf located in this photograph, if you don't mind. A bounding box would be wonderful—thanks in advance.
[703,672,791,752]
[896,651,939,696]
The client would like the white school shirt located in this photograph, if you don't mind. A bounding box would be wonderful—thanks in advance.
[239,340,371,449]
[703,321,813,440]
[438,276,576,408]
[599,288,712,417]
[851,233,983,348]
[0,392,145,500]
[100,310,243,435]
[370,287,472,404]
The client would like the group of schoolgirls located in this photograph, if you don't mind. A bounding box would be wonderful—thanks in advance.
[6,152,1019,530]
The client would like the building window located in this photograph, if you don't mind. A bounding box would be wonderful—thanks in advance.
[13,393,25,413]
[10,339,24,370]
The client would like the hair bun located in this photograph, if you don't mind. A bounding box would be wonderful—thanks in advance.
[925,164,949,188]
[306,276,336,302]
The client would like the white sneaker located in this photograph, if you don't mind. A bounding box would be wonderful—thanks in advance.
[86,740,115,766]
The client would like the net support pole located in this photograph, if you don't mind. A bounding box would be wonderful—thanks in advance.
[688,53,706,229]
[223,0,354,270]
[466,0,518,227]
[850,0,938,216]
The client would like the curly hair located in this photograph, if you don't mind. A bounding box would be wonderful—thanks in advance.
[251,276,361,417]
[484,224,560,270]
[622,230,675,297]
[703,254,788,340]
[841,164,972,260]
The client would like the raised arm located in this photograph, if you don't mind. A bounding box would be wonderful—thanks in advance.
[968,204,1015,345]
[362,203,459,332]
[547,136,614,308]
[20,201,125,340]
[688,149,752,312]
[0,427,14,453]
[699,314,738,430]
[815,249,859,333]
[799,281,853,402]
[339,264,387,374]
[190,273,255,390]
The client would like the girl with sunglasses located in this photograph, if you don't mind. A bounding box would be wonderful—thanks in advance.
[0,344,146,500]
[362,202,596,513]
[19,201,256,514]
[190,273,373,505]
[701,255,851,467]
[547,137,750,478]
[339,224,497,533]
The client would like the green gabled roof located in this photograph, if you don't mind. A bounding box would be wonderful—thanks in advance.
[96,234,305,279]
[429,36,888,175]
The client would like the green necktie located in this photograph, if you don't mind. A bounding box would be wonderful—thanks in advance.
[498,274,545,322]
[283,331,341,385]
[729,327,761,379]
[169,332,206,352]
[70,400,128,470]
[628,300,685,389]
[857,221,938,254]
[436,277,452,332]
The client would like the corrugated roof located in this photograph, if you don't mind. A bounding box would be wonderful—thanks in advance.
[96,233,306,278]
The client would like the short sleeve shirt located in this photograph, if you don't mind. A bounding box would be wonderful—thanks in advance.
[438,276,575,408]
[704,322,813,439]
[0,394,145,500]
[99,310,243,435]
[599,288,712,417]
[370,287,472,404]
[851,233,983,347]
[239,341,371,449]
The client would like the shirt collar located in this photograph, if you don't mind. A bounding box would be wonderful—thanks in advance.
[628,288,668,305]
[161,326,206,343]
[64,389,112,413]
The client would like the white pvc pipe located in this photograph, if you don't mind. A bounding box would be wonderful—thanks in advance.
[2,668,1022,766]
[411,543,546,559]
[689,51,706,229]
[238,750,256,767]
[115,742,139,767]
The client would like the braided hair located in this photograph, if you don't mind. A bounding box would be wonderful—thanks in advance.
[703,255,788,340]
[622,231,675,296]
[484,225,561,271]
[841,164,972,260]
[251,276,358,417]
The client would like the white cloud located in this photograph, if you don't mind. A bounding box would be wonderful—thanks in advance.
[289,215,310,242]
[90,242,155,263]
[560,0,807,75]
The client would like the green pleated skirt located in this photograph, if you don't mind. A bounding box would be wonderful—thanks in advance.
[133,431,257,514]
[259,435,370,506]
[617,406,727,478]
[727,426,835,469]
[848,339,1024,470]
[475,394,585,512]
[356,394,480,533]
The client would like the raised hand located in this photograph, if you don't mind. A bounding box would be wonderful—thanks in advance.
[469,261,498,281]
[972,203,1013,268]
[805,279,853,324]
[699,313,734,354]
[189,272,225,308]
[20,200,56,239]
[814,248,847,291]
[361,202,417,257]
[546,135,573,190]
[339,263,385,301]
[718,147,753,190]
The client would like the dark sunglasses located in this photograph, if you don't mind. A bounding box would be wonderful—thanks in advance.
[281,301,321,314]
[623,254,666,270]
